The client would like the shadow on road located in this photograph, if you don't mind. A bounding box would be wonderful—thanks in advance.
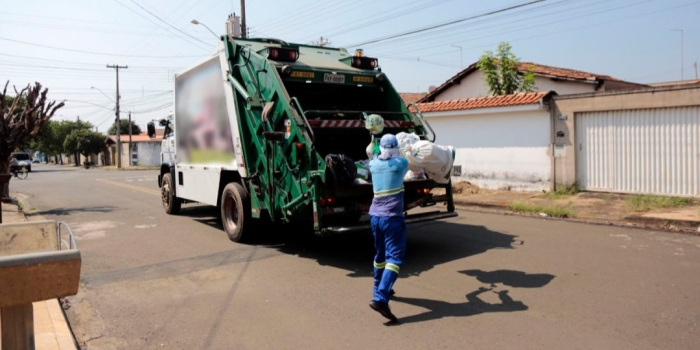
[393,287,528,324]
[27,205,119,217]
[392,270,555,325]
[275,220,522,279]
[181,207,527,282]
[460,269,555,288]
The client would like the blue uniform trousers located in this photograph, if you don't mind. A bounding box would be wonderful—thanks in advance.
[371,215,407,303]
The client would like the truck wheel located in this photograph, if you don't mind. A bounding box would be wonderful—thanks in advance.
[161,173,181,214]
[221,182,252,242]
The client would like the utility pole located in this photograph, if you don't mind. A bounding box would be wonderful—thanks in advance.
[107,64,127,168]
[128,111,133,166]
[670,29,684,80]
[314,36,331,47]
[240,0,246,38]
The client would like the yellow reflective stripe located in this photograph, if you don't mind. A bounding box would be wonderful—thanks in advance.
[373,261,386,269]
[385,263,400,274]
[374,187,404,197]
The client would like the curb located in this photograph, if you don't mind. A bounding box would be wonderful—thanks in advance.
[453,200,700,235]
[10,194,82,350]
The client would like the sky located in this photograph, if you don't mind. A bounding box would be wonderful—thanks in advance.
[1,0,699,132]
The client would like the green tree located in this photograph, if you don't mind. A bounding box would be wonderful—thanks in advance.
[477,42,535,96]
[28,119,94,164]
[63,129,105,161]
[0,81,64,200]
[108,119,141,135]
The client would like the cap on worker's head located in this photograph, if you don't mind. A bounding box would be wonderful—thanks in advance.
[380,134,398,149]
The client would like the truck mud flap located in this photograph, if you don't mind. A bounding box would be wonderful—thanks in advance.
[321,211,458,235]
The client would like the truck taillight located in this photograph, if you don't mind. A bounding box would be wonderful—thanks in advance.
[351,56,378,70]
[320,197,335,207]
[268,48,299,62]
[417,188,430,194]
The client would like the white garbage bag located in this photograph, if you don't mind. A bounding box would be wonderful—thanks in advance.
[404,140,454,184]
[396,132,420,150]
[404,169,427,181]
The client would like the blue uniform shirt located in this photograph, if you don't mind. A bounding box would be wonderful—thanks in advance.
[368,156,409,217]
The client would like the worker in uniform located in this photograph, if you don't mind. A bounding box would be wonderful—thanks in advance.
[368,134,409,322]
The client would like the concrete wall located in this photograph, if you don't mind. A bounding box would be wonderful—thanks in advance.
[135,142,161,166]
[425,106,552,191]
[551,85,700,189]
[434,70,597,101]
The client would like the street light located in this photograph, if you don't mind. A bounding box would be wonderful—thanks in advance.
[451,44,463,69]
[90,86,115,103]
[191,19,219,39]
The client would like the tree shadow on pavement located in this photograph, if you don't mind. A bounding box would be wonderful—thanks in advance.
[27,205,118,217]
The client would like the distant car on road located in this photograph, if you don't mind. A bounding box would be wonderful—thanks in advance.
[11,152,32,172]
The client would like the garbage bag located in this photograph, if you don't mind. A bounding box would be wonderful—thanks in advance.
[325,154,357,187]
[355,160,371,181]
[404,169,427,181]
[404,141,454,184]
[396,132,420,150]
[364,114,384,135]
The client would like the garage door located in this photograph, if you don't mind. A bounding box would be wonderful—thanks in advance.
[576,106,700,197]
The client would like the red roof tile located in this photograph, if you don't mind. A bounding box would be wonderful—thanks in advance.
[411,91,553,113]
[399,92,427,105]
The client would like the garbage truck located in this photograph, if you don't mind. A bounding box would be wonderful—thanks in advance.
[150,35,457,242]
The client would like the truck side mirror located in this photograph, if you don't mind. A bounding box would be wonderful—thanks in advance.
[147,122,156,138]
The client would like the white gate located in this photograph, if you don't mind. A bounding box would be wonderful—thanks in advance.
[576,106,700,197]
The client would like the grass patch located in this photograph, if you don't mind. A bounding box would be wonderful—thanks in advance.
[507,201,576,218]
[627,195,694,212]
[13,197,23,212]
[29,206,36,211]
[547,182,580,199]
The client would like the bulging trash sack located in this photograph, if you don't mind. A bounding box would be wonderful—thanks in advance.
[404,169,427,181]
[404,141,454,184]
[325,154,357,187]
[396,132,420,150]
[364,114,384,135]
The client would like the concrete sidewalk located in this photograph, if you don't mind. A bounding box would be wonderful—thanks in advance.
[1,199,78,350]
[445,182,700,233]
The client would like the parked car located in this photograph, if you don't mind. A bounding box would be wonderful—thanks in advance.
[11,152,32,172]
[32,158,40,164]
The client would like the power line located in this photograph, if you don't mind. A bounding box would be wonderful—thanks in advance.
[125,0,215,48]
[0,36,210,58]
[343,0,545,47]
[298,0,454,43]
[394,0,664,58]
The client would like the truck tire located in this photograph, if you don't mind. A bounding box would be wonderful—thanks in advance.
[220,182,252,242]
[161,173,181,214]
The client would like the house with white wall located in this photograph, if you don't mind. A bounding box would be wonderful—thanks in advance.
[413,91,557,191]
[106,130,162,167]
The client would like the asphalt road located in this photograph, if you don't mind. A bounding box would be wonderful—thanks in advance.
[10,164,700,350]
